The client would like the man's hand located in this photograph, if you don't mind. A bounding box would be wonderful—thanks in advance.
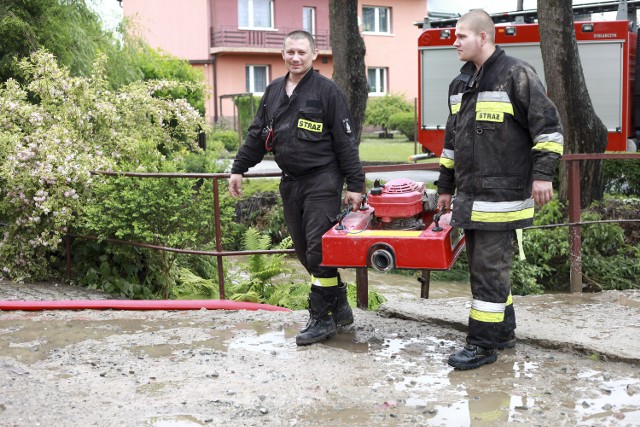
[228,173,243,198]
[437,193,452,211]
[532,179,554,206]
[344,191,363,212]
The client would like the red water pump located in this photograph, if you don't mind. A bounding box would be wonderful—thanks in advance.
[367,178,436,229]
[321,178,465,272]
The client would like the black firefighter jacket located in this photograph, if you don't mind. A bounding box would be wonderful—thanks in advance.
[437,46,564,231]
[230,69,364,193]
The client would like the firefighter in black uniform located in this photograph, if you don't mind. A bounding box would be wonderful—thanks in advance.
[437,10,563,369]
[229,30,365,346]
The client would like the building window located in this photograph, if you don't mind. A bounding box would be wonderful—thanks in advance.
[238,0,274,29]
[303,7,316,35]
[362,6,391,34]
[367,67,387,95]
[246,65,269,93]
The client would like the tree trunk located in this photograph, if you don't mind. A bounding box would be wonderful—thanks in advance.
[538,0,608,208]
[329,0,368,143]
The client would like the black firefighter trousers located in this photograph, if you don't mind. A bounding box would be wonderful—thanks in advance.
[465,229,517,349]
[279,168,344,280]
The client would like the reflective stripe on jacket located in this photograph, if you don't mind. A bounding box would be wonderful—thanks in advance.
[437,46,563,230]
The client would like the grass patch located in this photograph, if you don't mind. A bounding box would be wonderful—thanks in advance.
[239,176,280,196]
[359,136,419,163]
[359,134,439,164]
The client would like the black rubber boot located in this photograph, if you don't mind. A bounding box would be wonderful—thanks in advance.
[333,283,354,327]
[296,291,337,346]
[448,344,497,370]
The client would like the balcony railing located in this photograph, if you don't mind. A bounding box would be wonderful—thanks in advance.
[211,26,331,50]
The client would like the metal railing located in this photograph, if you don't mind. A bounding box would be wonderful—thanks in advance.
[65,164,438,306]
[562,153,640,293]
[211,26,331,50]
[65,156,640,308]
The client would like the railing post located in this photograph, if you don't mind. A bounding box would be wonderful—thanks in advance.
[356,267,368,309]
[567,159,583,293]
[212,177,225,299]
[419,269,431,299]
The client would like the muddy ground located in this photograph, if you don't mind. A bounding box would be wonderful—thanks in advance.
[1,280,640,427]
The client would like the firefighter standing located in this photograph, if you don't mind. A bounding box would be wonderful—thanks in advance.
[436,10,563,370]
[228,31,364,346]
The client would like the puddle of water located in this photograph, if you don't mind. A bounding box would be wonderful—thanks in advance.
[133,335,229,359]
[321,330,369,353]
[145,415,206,426]
[226,327,296,356]
[340,268,471,301]
[137,380,170,395]
[0,318,122,364]
[574,369,640,424]
[335,332,640,426]
[611,292,640,309]
[0,317,231,363]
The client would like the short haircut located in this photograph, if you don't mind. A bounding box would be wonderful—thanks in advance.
[283,30,317,51]
[459,9,495,43]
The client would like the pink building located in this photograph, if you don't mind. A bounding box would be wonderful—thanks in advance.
[122,0,427,125]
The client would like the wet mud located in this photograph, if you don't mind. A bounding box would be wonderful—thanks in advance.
[1,280,639,426]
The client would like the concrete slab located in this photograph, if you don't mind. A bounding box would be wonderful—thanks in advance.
[379,290,640,364]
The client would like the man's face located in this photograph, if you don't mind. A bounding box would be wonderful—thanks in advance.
[282,37,318,76]
[453,21,484,63]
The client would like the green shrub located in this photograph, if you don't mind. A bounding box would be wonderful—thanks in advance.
[172,266,220,300]
[603,158,640,196]
[234,94,261,137]
[365,94,413,132]
[211,129,241,152]
[514,201,568,292]
[224,179,288,250]
[78,164,216,298]
[135,46,206,116]
[388,111,416,141]
[0,50,209,282]
[511,199,640,294]
[511,259,545,295]
[73,241,156,299]
[177,136,230,174]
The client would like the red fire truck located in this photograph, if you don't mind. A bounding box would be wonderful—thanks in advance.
[416,1,640,157]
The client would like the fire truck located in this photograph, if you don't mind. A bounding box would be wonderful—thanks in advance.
[416,0,640,157]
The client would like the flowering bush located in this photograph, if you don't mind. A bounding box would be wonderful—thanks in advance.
[0,50,210,282]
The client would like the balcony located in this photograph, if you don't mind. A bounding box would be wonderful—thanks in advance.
[211,26,331,51]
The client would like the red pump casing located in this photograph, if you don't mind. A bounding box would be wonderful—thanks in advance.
[322,178,465,271]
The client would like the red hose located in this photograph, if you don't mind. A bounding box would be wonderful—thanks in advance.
[0,299,291,312]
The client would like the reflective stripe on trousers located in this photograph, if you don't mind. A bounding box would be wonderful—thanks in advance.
[465,229,517,349]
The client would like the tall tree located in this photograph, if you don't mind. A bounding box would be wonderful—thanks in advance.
[538,0,608,208]
[0,0,107,81]
[0,1,205,111]
[329,0,368,142]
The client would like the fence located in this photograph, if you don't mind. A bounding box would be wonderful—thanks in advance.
[66,155,640,308]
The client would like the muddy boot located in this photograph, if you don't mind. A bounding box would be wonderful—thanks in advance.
[296,291,337,346]
[333,283,354,327]
[447,344,497,370]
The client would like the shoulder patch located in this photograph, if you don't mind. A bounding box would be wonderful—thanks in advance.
[342,118,352,134]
